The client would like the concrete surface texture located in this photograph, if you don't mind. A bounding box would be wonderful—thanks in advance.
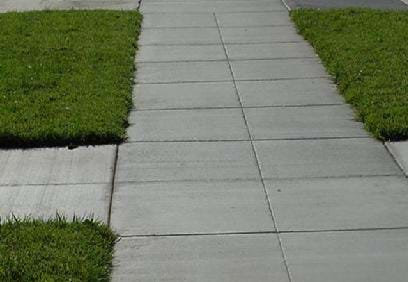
[0,146,115,222]
[111,0,408,280]
[386,141,408,176]
[0,0,408,281]
[284,0,408,9]
[0,0,138,12]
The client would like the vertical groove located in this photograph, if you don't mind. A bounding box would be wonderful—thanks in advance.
[214,13,293,282]
[384,143,407,178]
[137,0,143,10]
[107,145,119,227]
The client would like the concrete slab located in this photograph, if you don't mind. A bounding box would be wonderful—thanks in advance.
[386,141,408,176]
[236,78,342,106]
[244,105,368,139]
[133,82,240,110]
[144,0,281,2]
[285,0,408,10]
[136,61,231,83]
[227,42,316,60]
[112,234,289,282]
[221,26,303,44]
[127,108,249,142]
[254,138,402,179]
[0,183,110,223]
[217,12,291,27]
[140,2,286,13]
[0,0,138,12]
[111,180,273,235]
[139,28,220,45]
[231,58,328,80]
[116,141,259,183]
[137,45,226,62]
[281,229,408,282]
[0,146,115,185]
[143,13,216,28]
[236,78,343,107]
[266,176,408,231]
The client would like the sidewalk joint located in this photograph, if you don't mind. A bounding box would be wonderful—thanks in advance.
[136,76,331,85]
[107,145,119,227]
[124,136,371,144]
[118,226,408,239]
[139,40,304,47]
[131,103,345,112]
[142,24,291,30]
[138,56,317,64]
[214,12,293,282]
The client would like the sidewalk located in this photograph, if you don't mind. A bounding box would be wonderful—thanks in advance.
[0,0,408,281]
[110,0,408,281]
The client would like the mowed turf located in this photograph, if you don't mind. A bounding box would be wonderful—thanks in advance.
[291,9,408,141]
[0,11,142,147]
[0,218,116,281]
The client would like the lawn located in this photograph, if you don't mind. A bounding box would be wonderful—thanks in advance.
[0,218,116,281]
[0,10,142,148]
[291,9,408,141]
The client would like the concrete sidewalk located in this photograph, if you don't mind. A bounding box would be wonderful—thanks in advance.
[284,0,408,10]
[110,0,408,281]
[1,0,408,281]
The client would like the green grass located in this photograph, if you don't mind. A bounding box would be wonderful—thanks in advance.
[0,10,142,148]
[291,9,408,141]
[0,217,116,281]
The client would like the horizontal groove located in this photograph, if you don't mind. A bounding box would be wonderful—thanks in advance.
[262,173,404,181]
[139,40,303,47]
[125,136,370,144]
[142,24,291,30]
[141,10,288,15]
[138,56,318,64]
[114,174,405,187]
[0,181,109,188]
[136,76,331,85]
[114,178,262,185]
[138,56,316,64]
[132,103,345,111]
[121,230,275,238]
[119,226,408,239]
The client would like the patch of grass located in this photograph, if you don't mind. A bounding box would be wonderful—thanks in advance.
[291,9,408,140]
[0,217,116,281]
[0,10,142,148]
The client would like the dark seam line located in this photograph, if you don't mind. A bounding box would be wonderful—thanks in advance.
[214,12,293,282]
[114,178,262,186]
[134,76,333,85]
[0,181,110,187]
[139,41,304,46]
[140,9,288,13]
[113,174,405,186]
[138,57,319,64]
[136,76,331,85]
[120,231,276,238]
[138,56,316,64]
[143,24,291,30]
[384,143,408,178]
[262,173,404,181]
[132,103,346,111]
[132,103,345,111]
[125,136,370,143]
[107,145,119,227]
[118,226,408,238]
[141,10,288,15]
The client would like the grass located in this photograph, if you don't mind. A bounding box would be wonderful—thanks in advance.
[291,9,408,141]
[0,217,116,281]
[0,10,142,148]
